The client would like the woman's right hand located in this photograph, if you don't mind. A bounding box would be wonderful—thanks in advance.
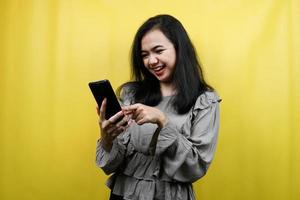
[96,98,129,152]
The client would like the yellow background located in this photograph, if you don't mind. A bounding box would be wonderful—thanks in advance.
[0,0,299,199]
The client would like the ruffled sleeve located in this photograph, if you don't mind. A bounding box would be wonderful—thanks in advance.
[95,130,130,175]
[95,85,134,175]
[155,91,221,182]
[119,84,135,106]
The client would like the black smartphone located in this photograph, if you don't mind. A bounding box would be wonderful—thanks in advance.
[88,80,122,120]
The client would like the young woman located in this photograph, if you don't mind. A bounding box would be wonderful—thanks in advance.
[96,14,221,200]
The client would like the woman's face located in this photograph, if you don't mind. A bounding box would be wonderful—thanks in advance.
[141,29,176,84]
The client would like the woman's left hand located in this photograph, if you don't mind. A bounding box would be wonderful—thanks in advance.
[123,103,168,128]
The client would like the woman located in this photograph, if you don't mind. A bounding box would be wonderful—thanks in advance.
[96,14,221,200]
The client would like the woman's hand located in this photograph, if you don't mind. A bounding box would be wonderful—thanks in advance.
[96,98,129,152]
[123,103,168,128]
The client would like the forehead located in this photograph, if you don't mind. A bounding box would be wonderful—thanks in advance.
[141,29,173,50]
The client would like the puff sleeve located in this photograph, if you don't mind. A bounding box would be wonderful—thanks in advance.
[95,130,131,175]
[95,85,134,175]
[155,91,221,182]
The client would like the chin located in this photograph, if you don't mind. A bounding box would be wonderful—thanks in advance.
[153,72,171,83]
[158,77,172,84]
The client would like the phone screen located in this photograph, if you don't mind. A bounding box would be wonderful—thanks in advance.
[88,80,122,120]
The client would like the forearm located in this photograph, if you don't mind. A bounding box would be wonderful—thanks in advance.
[95,135,128,175]
[99,137,113,152]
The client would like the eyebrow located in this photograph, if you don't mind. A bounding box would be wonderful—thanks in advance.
[141,45,164,53]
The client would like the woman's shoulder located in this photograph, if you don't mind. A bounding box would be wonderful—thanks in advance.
[194,90,221,110]
[119,82,138,105]
[120,82,138,96]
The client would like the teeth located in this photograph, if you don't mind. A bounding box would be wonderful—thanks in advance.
[152,66,164,71]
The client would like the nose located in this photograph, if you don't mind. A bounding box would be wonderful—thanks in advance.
[148,54,159,66]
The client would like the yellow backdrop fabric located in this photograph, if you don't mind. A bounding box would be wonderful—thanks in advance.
[0,0,299,200]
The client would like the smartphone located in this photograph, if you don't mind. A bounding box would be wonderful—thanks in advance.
[88,80,122,120]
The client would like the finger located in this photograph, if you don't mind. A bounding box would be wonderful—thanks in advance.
[101,113,125,131]
[128,119,134,125]
[132,109,143,121]
[100,98,107,121]
[108,111,125,124]
[106,125,118,135]
[123,104,140,112]
[127,113,133,121]
[116,116,129,127]
[112,127,125,138]
[135,114,147,125]
[101,120,112,130]
[136,119,145,125]
[123,109,133,115]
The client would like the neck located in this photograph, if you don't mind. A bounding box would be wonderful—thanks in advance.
[160,82,176,97]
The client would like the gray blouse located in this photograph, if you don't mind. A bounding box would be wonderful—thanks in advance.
[96,90,221,200]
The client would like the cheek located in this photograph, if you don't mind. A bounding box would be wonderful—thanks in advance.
[142,58,148,68]
[168,56,176,70]
[165,50,176,67]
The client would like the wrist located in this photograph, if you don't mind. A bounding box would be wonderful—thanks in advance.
[157,115,168,129]
[100,138,113,152]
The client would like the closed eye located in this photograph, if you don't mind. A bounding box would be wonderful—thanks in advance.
[155,49,165,54]
[141,53,149,58]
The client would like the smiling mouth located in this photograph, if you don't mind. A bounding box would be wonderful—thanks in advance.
[150,65,165,72]
[152,66,165,77]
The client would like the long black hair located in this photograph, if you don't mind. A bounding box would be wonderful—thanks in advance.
[119,14,213,114]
